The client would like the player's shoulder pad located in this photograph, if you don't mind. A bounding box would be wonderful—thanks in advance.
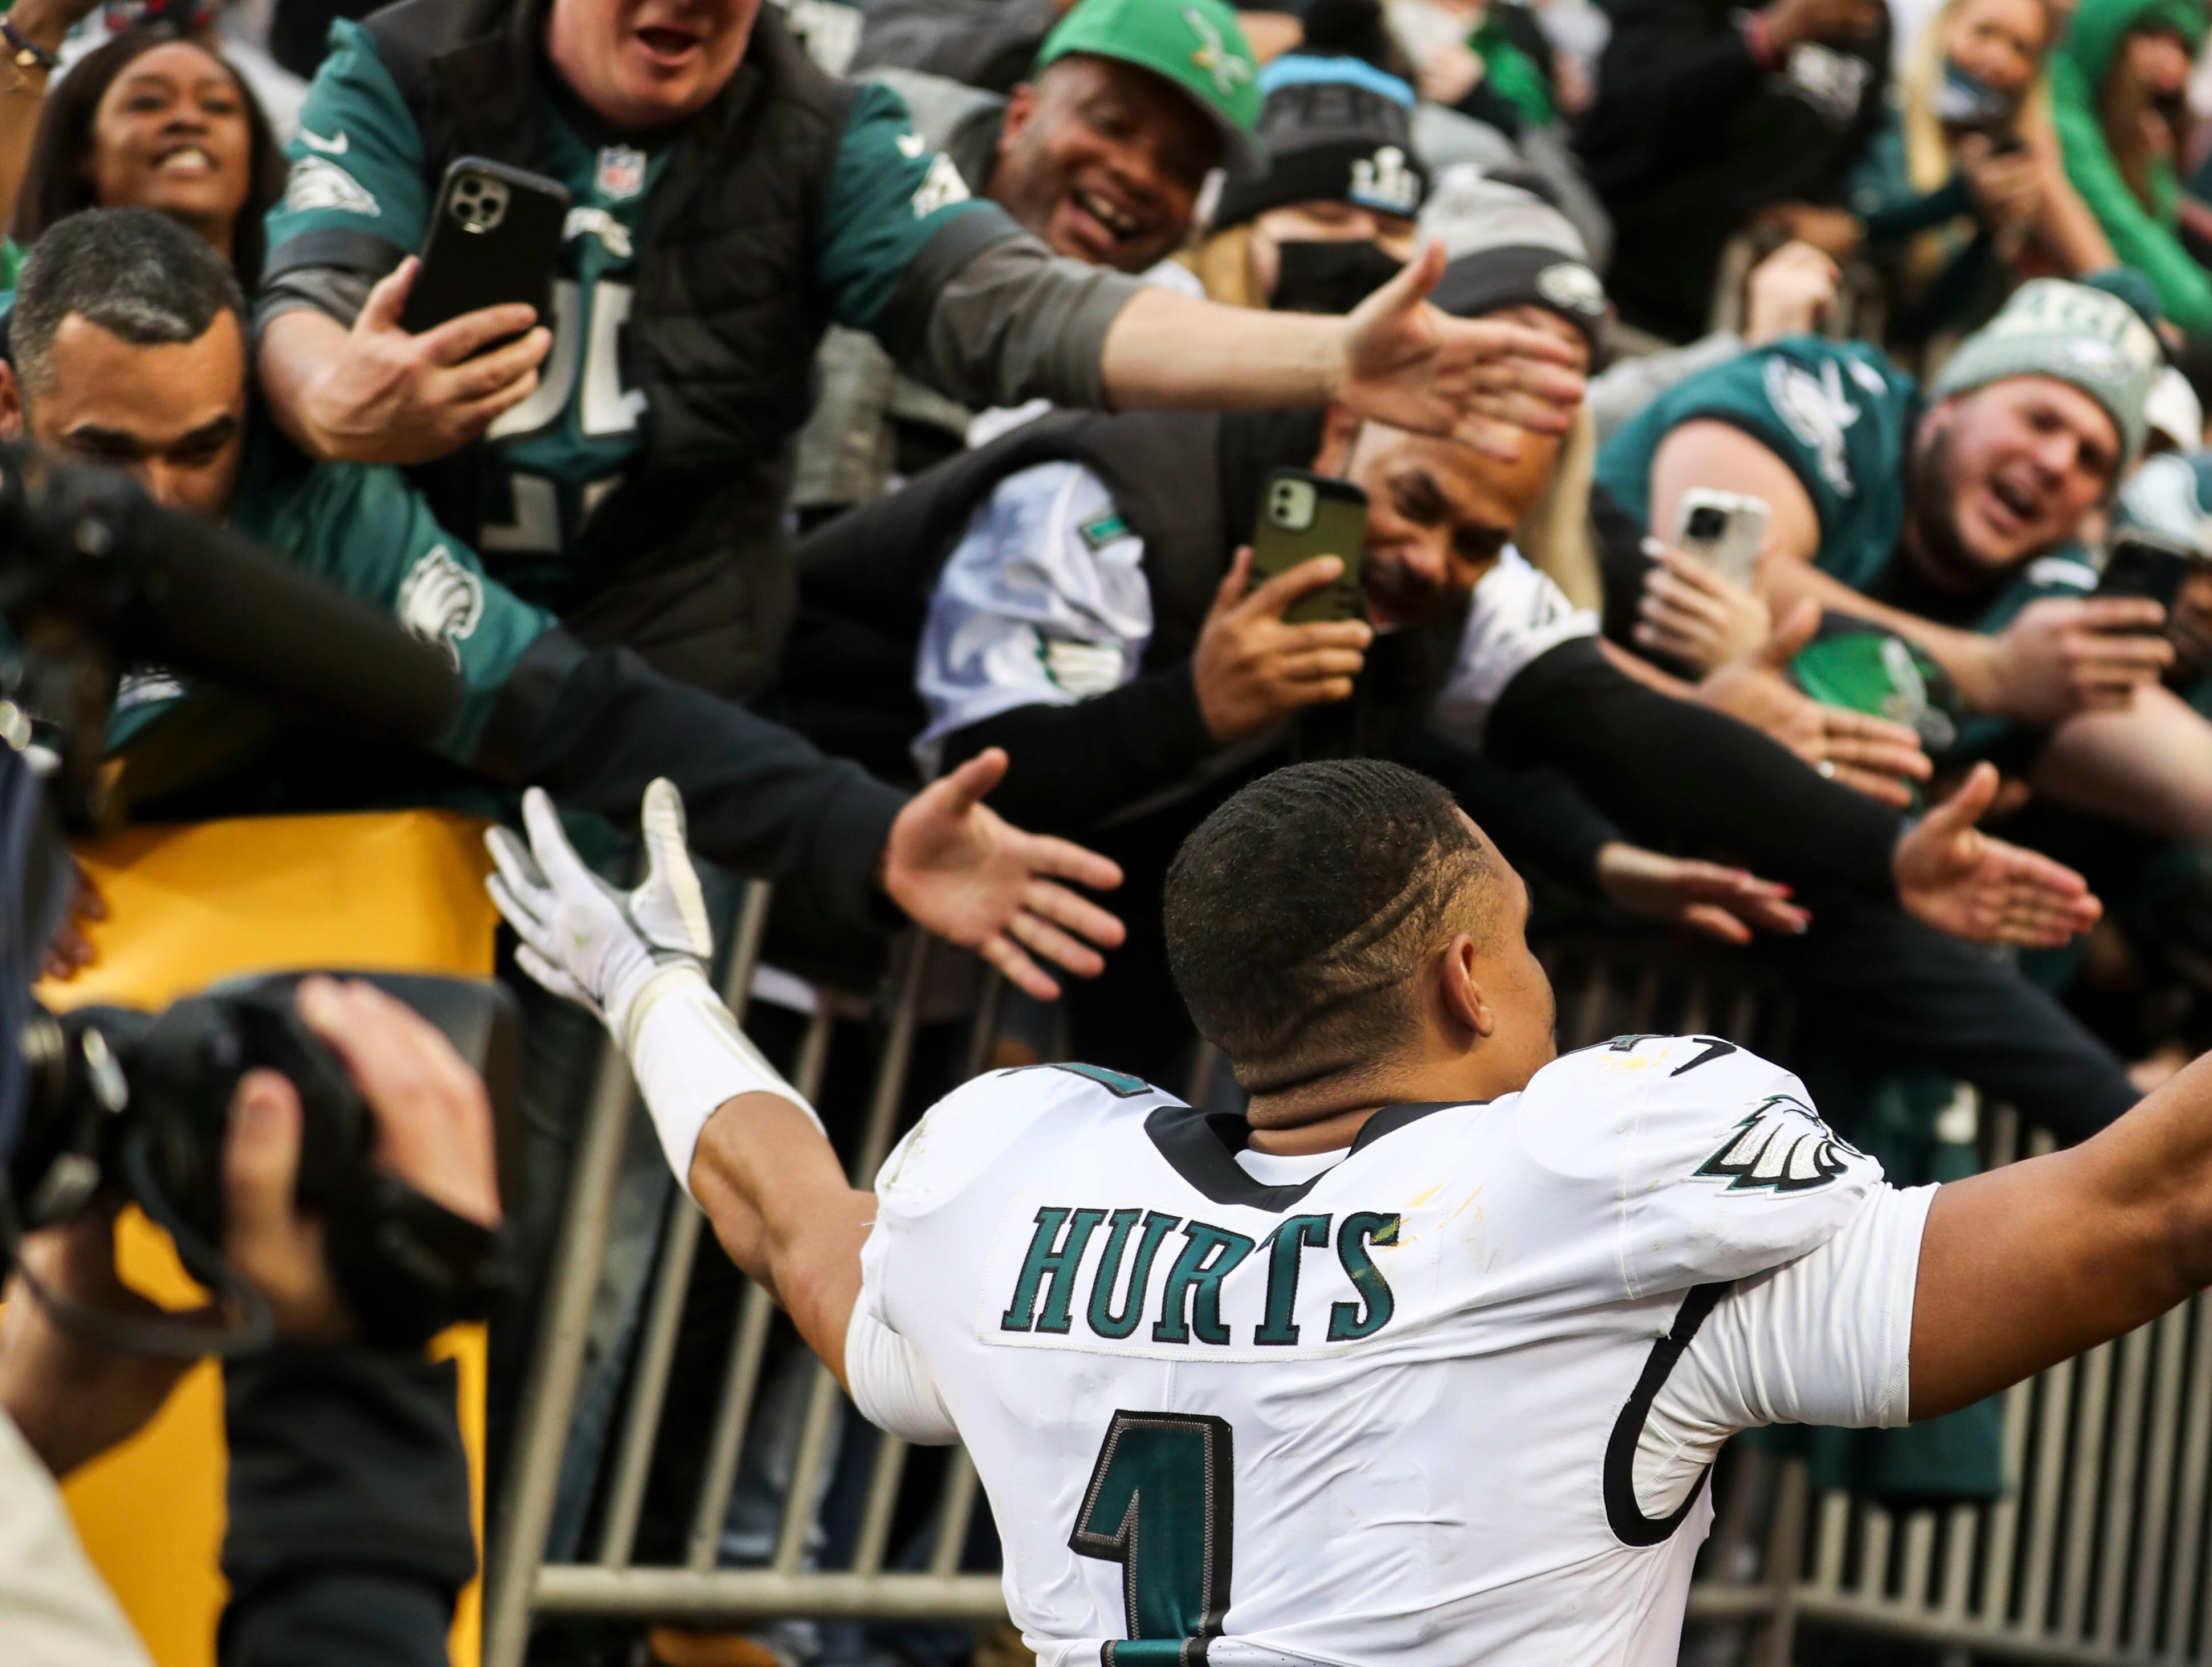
[1514,1034,1883,1299]
[871,1063,1175,1216]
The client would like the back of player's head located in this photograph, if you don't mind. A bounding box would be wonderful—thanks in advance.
[13,207,245,399]
[1164,759,1497,1095]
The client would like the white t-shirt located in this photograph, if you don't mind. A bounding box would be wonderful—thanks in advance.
[0,1410,154,1667]
[909,460,1599,777]
[846,1037,1929,1667]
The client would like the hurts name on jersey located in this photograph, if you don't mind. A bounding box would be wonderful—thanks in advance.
[995,1206,1402,1351]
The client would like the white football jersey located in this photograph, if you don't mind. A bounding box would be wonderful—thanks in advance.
[851,1036,1929,1667]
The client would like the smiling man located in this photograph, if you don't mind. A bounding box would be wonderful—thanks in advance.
[796,0,1264,517]
[252,0,1580,708]
[977,0,1258,275]
[1595,276,2212,847]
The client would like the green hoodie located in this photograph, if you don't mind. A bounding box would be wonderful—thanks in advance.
[2050,0,2212,332]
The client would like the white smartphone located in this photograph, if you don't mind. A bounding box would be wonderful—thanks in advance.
[1673,490,1770,590]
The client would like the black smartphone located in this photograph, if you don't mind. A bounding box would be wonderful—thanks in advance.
[1250,468,1368,624]
[2099,529,2198,611]
[400,156,570,339]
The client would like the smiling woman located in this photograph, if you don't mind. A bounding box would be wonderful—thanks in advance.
[8,26,288,284]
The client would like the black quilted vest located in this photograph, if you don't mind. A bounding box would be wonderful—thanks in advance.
[353,0,856,699]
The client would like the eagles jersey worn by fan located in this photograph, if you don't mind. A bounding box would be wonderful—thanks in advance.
[1594,335,2093,633]
[1594,335,2096,765]
[105,422,556,765]
[846,1035,1932,1667]
[268,21,989,596]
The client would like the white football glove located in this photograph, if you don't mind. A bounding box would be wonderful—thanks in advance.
[484,777,714,1048]
[484,779,817,1194]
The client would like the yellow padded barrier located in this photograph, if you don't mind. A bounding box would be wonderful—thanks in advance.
[34,809,499,1667]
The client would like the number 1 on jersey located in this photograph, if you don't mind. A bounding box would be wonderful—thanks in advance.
[1070,1411,1235,1666]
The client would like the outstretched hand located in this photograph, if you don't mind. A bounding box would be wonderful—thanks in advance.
[1697,600,1933,808]
[1338,241,1585,461]
[1893,761,2103,947]
[883,749,1125,1001]
[1594,842,1811,945]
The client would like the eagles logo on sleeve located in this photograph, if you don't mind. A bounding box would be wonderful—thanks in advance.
[283,155,380,218]
[396,545,486,668]
[1694,1094,1863,1193]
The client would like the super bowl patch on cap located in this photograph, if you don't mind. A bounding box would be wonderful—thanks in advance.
[1349,144,1423,215]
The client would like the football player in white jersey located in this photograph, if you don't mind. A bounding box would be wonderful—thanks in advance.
[488,761,2209,1666]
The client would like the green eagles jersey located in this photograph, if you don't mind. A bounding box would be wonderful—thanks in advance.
[264,19,990,600]
[1594,335,2095,634]
[1596,335,1921,596]
[1594,335,2097,762]
[108,423,557,763]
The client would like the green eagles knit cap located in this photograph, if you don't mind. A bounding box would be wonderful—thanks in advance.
[1930,278,2164,464]
[1037,0,1266,180]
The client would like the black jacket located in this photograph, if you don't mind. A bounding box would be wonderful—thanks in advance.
[1574,0,1889,342]
[218,1350,476,1667]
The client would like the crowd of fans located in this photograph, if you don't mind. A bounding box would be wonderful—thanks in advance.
[11,0,2212,1658]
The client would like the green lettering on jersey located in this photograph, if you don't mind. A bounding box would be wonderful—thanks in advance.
[1070,1411,1235,1665]
[1001,1206,1109,1334]
[1088,1209,1180,1339]
[1151,1221,1256,1346]
[1051,1062,1153,1099]
[1252,1214,1330,1346]
[1078,510,1131,553]
[1327,1212,1401,1341]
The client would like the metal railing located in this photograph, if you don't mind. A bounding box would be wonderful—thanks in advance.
[484,915,2212,1667]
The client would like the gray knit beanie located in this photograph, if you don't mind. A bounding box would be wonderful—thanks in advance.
[1930,279,2165,466]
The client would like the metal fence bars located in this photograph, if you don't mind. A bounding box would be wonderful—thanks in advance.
[486,916,2212,1667]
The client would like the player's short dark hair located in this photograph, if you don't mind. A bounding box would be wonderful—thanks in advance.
[1164,760,1498,1095]
[13,207,246,399]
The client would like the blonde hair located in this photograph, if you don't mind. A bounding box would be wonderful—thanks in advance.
[1515,404,1603,612]
[1897,0,2055,295]
[1178,223,1267,307]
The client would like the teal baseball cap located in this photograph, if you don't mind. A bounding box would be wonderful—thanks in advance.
[1036,0,1267,180]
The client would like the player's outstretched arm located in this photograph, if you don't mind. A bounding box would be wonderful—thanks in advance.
[1911,1044,2212,1419]
[687,1094,872,1383]
[483,780,871,1384]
